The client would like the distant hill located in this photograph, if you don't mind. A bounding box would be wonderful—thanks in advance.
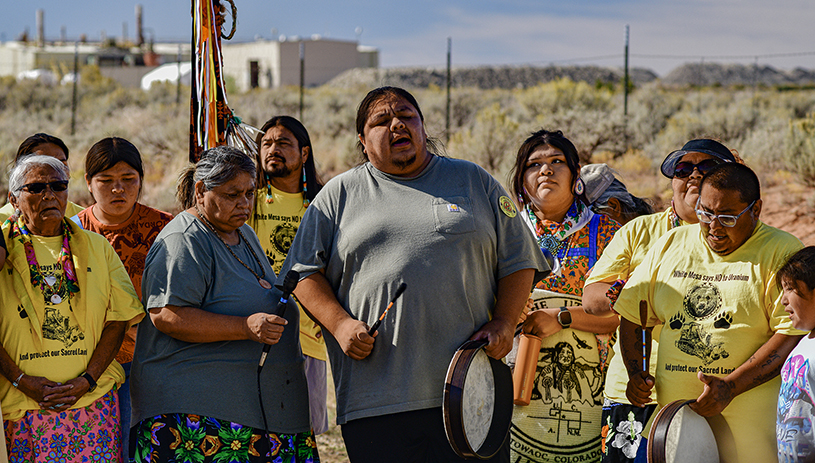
[661,62,815,87]
[327,65,658,90]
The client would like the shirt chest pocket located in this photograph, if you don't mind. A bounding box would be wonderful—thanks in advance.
[433,197,476,235]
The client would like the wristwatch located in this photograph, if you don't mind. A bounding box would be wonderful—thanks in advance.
[557,307,572,329]
[80,372,97,392]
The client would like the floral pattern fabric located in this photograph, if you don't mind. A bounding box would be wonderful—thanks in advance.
[535,209,619,297]
[132,413,319,463]
[5,389,122,463]
[601,399,655,463]
[534,204,621,372]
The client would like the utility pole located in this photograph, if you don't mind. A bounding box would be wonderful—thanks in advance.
[623,25,630,116]
[446,37,452,143]
[176,44,182,105]
[299,42,305,120]
[71,42,79,135]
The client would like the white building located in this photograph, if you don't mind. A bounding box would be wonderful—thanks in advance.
[0,38,378,91]
[221,37,378,92]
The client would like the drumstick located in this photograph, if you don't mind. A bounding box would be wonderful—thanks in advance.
[368,283,407,335]
[639,300,648,372]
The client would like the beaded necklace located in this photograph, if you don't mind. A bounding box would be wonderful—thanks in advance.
[669,201,683,229]
[10,217,80,304]
[193,206,272,289]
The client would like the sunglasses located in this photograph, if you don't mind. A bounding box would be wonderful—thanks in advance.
[695,200,756,227]
[17,180,69,194]
[673,159,720,178]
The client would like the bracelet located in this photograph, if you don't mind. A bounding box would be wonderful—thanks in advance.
[12,372,24,388]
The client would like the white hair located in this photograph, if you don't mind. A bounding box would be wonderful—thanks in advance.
[8,155,70,198]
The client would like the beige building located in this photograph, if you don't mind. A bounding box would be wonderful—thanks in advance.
[221,37,378,91]
[0,38,377,91]
[0,41,190,87]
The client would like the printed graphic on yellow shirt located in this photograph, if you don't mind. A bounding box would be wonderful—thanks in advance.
[42,306,84,347]
[272,223,298,256]
[668,282,732,365]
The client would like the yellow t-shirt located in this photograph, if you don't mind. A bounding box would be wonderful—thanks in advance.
[0,201,84,223]
[249,186,326,361]
[585,208,684,403]
[0,222,144,421]
[616,221,805,463]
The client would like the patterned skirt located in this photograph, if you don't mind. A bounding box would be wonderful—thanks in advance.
[131,413,319,463]
[601,399,657,463]
[5,389,122,463]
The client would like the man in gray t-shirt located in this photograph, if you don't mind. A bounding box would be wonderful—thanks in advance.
[278,87,549,463]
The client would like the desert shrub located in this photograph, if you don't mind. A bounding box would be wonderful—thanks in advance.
[518,78,615,119]
[626,84,685,148]
[784,114,815,186]
[2,74,815,214]
[448,102,521,178]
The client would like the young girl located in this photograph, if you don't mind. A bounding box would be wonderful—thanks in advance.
[777,246,815,462]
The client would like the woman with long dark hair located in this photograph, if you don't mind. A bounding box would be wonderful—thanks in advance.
[74,137,173,457]
[508,129,621,463]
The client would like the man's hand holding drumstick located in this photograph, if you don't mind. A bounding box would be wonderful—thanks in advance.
[621,300,655,407]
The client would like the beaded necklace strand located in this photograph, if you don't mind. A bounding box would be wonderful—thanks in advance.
[193,206,272,289]
[10,217,79,304]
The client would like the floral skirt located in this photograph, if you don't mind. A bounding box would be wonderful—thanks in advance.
[131,413,319,463]
[601,399,657,463]
[5,389,122,463]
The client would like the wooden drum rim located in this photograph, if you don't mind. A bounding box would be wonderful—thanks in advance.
[647,399,697,463]
[443,339,514,460]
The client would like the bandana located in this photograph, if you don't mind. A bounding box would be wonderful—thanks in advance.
[525,200,594,276]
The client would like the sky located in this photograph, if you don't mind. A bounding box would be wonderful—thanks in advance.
[2,0,814,76]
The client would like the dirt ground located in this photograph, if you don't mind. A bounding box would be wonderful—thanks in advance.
[759,182,815,246]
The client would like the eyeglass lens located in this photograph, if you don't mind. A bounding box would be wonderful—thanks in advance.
[673,159,720,178]
[21,181,69,194]
[696,201,755,227]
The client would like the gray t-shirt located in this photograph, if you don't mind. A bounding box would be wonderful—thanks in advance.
[132,211,310,433]
[279,155,549,424]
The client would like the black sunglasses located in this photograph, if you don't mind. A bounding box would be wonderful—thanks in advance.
[17,180,69,194]
[672,159,720,178]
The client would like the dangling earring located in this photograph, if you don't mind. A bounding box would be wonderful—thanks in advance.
[302,166,310,208]
[265,174,274,204]
[573,178,585,196]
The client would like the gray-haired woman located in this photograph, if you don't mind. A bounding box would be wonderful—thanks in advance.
[581,163,653,225]
[1,155,144,462]
[130,146,318,463]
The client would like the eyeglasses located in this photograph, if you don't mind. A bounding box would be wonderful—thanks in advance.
[673,159,720,178]
[695,200,755,227]
[17,180,69,194]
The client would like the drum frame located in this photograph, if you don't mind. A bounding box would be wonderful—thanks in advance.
[647,399,718,463]
[443,339,514,460]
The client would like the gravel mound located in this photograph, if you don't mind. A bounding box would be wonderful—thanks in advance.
[326,65,658,90]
